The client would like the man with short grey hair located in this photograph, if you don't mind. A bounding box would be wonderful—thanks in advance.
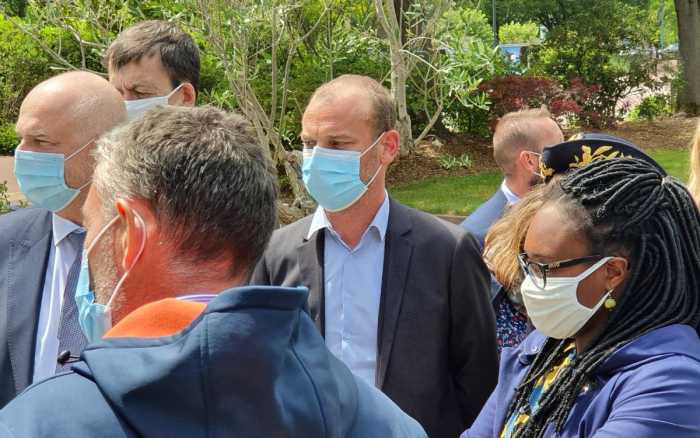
[0,105,426,438]
[461,108,563,248]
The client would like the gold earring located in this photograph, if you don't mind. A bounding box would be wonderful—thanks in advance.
[604,292,617,311]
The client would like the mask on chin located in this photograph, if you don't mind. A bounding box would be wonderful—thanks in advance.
[74,213,146,343]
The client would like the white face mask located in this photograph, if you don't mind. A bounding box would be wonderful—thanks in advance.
[520,257,612,339]
[124,83,184,121]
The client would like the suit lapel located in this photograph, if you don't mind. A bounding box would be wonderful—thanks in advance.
[376,199,414,388]
[297,231,326,335]
[6,213,52,393]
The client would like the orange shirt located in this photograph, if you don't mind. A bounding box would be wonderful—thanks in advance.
[104,299,206,338]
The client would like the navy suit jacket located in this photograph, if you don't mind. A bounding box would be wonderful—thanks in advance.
[0,208,52,408]
[461,188,508,250]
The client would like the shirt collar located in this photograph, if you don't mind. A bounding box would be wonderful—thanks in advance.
[501,180,521,205]
[306,191,390,242]
[52,214,84,246]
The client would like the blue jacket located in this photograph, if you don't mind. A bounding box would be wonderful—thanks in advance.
[461,188,508,250]
[463,324,700,438]
[0,286,426,438]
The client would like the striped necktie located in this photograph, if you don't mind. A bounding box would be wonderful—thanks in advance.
[55,231,88,372]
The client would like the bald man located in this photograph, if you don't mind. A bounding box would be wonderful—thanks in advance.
[0,71,125,407]
[461,108,563,249]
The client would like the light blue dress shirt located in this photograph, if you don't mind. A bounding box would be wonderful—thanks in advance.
[306,194,390,386]
[32,214,83,383]
[500,180,521,205]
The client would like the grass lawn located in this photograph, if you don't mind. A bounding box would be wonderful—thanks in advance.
[390,148,690,216]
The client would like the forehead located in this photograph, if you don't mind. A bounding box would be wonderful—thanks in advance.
[109,54,172,90]
[524,202,588,258]
[16,91,74,140]
[301,90,374,136]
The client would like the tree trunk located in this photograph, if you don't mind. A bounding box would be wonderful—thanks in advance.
[675,0,700,114]
[375,0,414,156]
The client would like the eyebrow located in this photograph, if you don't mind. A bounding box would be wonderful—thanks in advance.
[300,133,355,142]
[123,81,152,92]
[524,252,556,262]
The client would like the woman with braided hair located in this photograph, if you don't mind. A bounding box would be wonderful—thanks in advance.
[463,157,700,438]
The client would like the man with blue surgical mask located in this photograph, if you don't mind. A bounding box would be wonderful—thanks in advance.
[252,74,498,437]
[105,20,199,119]
[0,71,126,408]
[0,106,427,438]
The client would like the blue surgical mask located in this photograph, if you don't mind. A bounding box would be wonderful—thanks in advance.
[75,214,146,343]
[302,133,384,212]
[124,83,184,121]
[14,139,93,212]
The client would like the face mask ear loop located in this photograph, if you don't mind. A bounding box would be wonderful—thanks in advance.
[360,132,385,158]
[166,83,185,103]
[65,138,95,161]
[573,257,612,282]
[106,212,146,310]
[359,131,386,189]
[85,215,120,257]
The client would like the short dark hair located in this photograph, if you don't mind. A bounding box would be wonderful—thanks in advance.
[309,74,396,136]
[105,20,201,94]
[93,105,279,278]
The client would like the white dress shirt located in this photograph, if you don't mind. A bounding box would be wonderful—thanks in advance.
[500,180,521,205]
[32,214,83,383]
[307,193,390,386]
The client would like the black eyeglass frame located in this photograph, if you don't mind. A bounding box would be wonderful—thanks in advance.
[518,253,604,289]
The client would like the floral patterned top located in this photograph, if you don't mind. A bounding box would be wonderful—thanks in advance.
[493,288,531,354]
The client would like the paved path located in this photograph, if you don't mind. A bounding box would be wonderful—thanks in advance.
[0,156,23,203]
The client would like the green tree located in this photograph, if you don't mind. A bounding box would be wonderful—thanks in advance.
[498,21,539,43]
[675,0,700,114]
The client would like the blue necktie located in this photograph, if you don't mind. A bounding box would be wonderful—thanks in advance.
[56,231,88,372]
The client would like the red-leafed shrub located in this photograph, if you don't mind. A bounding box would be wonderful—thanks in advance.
[478,75,609,130]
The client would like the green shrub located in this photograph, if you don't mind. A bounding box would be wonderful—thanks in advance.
[627,95,672,121]
[0,14,53,124]
[0,181,11,214]
[0,123,18,155]
[499,21,540,44]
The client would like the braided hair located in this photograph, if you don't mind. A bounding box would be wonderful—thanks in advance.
[504,158,700,437]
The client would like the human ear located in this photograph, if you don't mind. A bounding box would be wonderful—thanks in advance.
[380,129,400,164]
[114,200,147,273]
[605,257,629,295]
[180,83,196,107]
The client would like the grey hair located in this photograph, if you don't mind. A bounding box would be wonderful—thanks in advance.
[92,105,278,278]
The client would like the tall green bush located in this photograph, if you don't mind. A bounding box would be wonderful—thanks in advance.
[499,21,539,44]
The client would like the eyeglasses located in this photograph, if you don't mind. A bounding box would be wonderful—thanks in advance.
[518,253,603,289]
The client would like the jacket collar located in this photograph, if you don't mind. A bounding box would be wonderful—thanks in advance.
[513,324,700,373]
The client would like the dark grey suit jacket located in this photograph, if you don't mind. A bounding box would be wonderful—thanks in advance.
[0,208,52,408]
[460,188,508,250]
[251,198,498,437]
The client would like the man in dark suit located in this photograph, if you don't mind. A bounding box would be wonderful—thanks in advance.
[461,108,563,249]
[0,72,125,407]
[251,74,498,437]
